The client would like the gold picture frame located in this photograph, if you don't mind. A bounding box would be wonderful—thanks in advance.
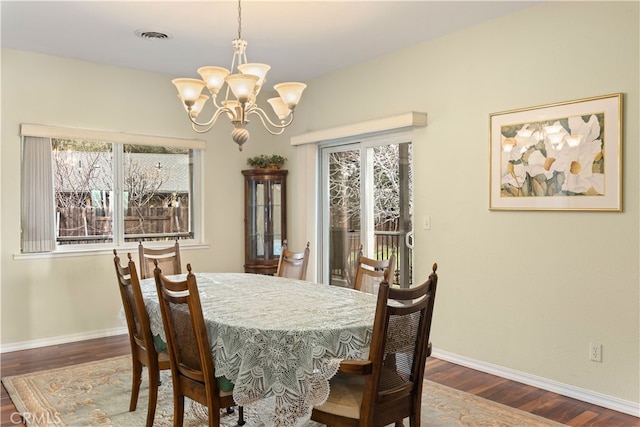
[489,93,623,211]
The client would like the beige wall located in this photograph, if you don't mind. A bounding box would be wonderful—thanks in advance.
[0,49,277,346]
[1,0,638,408]
[280,1,640,405]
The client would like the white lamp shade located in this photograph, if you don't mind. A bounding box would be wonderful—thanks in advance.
[171,78,206,103]
[197,66,230,95]
[237,63,270,88]
[188,94,210,118]
[267,97,291,120]
[274,82,306,109]
[225,74,259,103]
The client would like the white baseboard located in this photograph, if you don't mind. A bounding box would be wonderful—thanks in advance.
[431,348,640,418]
[0,327,127,354]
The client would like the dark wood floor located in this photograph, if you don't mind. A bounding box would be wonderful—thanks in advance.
[426,357,638,427]
[1,335,638,426]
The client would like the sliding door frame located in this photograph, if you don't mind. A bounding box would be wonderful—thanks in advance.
[289,112,427,283]
[318,131,414,285]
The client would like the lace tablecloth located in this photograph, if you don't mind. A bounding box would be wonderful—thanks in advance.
[138,272,376,427]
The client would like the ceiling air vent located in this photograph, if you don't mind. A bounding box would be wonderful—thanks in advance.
[135,29,172,40]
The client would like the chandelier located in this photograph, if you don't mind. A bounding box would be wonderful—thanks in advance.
[171,0,306,151]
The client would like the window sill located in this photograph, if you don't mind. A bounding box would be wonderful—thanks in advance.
[13,242,211,260]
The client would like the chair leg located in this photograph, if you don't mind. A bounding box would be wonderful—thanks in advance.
[411,405,421,427]
[237,406,245,426]
[174,395,185,427]
[208,404,221,426]
[145,367,160,427]
[129,359,143,412]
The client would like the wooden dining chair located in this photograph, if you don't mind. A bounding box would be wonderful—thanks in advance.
[153,261,244,427]
[311,263,439,427]
[113,250,170,427]
[138,240,181,279]
[276,240,311,280]
[353,246,396,294]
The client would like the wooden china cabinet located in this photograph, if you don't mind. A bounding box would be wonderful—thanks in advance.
[242,168,287,274]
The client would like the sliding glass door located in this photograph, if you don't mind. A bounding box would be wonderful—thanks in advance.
[320,137,413,288]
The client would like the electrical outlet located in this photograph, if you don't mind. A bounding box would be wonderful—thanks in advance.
[590,342,602,362]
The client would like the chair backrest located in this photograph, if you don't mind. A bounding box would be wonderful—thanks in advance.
[353,247,396,294]
[361,263,438,425]
[153,263,219,396]
[139,240,181,279]
[276,240,310,280]
[113,250,157,359]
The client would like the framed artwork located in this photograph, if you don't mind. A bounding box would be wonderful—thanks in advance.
[489,93,623,211]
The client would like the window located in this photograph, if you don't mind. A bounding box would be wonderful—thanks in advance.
[21,125,204,253]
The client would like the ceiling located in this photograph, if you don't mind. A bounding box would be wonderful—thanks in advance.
[1,1,539,85]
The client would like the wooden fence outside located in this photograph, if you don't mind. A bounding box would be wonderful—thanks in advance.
[56,206,190,244]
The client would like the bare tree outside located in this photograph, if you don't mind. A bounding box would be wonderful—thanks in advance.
[373,145,400,229]
[52,140,186,242]
[328,144,412,232]
[328,143,413,287]
[52,139,112,209]
[328,151,360,230]
[123,145,167,234]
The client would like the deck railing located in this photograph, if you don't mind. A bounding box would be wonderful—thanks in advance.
[330,229,412,287]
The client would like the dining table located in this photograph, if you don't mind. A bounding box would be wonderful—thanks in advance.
[137,272,377,427]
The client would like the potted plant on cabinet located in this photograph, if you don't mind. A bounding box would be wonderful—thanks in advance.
[247,154,287,169]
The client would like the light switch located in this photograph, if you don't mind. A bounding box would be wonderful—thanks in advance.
[423,215,431,230]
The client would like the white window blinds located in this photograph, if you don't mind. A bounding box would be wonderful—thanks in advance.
[21,136,56,252]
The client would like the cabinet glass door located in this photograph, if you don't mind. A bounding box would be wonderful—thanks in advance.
[248,178,283,261]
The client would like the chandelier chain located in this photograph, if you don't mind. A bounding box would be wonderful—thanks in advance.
[237,0,242,40]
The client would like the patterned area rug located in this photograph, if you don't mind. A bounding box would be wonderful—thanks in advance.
[3,355,565,426]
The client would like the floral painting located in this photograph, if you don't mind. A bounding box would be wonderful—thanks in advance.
[500,113,605,197]
[490,94,622,211]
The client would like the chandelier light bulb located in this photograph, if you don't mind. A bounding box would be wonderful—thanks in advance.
[267,97,291,121]
[225,74,259,103]
[188,94,210,118]
[237,63,271,89]
[197,66,230,95]
[172,78,206,104]
[274,82,307,109]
